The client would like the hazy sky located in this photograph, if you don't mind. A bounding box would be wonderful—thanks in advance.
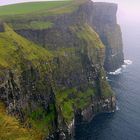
[93,0,140,24]
[0,0,139,23]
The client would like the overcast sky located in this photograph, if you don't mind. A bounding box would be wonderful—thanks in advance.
[94,0,140,24]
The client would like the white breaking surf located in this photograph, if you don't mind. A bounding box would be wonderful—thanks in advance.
[108,60,133,75]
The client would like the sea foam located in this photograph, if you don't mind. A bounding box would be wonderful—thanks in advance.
[124,60,133,65]
[108,60,132,75]
[116,105,120,111]
[109,68,122,75]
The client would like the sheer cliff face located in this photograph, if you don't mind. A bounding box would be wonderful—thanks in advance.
[0,0,122,139]
[15,1,124,72]
[87,2,124,71]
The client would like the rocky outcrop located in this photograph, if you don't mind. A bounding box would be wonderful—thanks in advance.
[75,96,116,123]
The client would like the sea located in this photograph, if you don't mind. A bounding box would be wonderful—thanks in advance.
[75,5,140,140]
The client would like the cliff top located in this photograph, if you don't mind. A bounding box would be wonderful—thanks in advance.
[0,0,88,18]
[0,0,117,19]
[93,2,118,13]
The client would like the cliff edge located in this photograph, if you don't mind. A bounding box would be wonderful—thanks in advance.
[91,2,124,71]
[0,0,123,139]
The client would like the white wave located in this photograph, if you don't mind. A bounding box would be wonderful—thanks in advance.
[116,105,120,111]
[108,60,133,75]
[109,68,122,75]
[122,64,127,69]
[124,60,133,65]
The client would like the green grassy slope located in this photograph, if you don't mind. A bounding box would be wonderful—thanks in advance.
[0,0,88,18]
[0,24,55,138]
[0,102,42,140]
[0,23,52,79]
[0,0,88,30]
[0,1,71,16]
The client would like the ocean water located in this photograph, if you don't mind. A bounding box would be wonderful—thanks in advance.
[75,18,140,140]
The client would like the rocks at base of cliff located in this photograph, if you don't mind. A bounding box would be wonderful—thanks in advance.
[82,96,116,122]
[74,96,116,139]
[46,129,66,140]
[74,96,116,125]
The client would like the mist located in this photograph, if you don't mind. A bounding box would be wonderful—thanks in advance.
[94,0,140,24]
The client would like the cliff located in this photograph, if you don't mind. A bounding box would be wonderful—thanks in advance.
[0,0,123,139]
[8,1,124,72]
[90,2,124,71]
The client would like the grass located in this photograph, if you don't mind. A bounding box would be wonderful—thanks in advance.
[0,23,53,77]
[0,24,57,137]
[77,24,105,64]
[75,24,104,49]
[0,24,57,138]
[0,0,89,22]
[53,24,113,123]
[52,24,111,122]
[0,16,114,139]
[56,86,96,122]
[102,79,113,97]
[69,24,105,64]
[0,102,42,140]
[0,0,89,30]
[0,1,72,16]
[10,21,54,30]
[28,104,56,136]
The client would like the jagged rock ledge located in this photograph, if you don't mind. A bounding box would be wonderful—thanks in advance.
[66,97,116,139]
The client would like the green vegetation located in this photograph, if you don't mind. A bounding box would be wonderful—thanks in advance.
[0,22,113,138]
[0,23,52,76]
[76,24,104,49]
[0,102,42,140]
[56,86,96,122]
[0,1,114,137]
[52,24,112,123]
[99,69,113,97]
[0,24,57,138]
[102,80,113,97]
[28,104,56,136]
[10,21,54,30]
[71,24,105,64]
[0,1,71,16]
[0,0,89,30]
[0,0,87,19]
